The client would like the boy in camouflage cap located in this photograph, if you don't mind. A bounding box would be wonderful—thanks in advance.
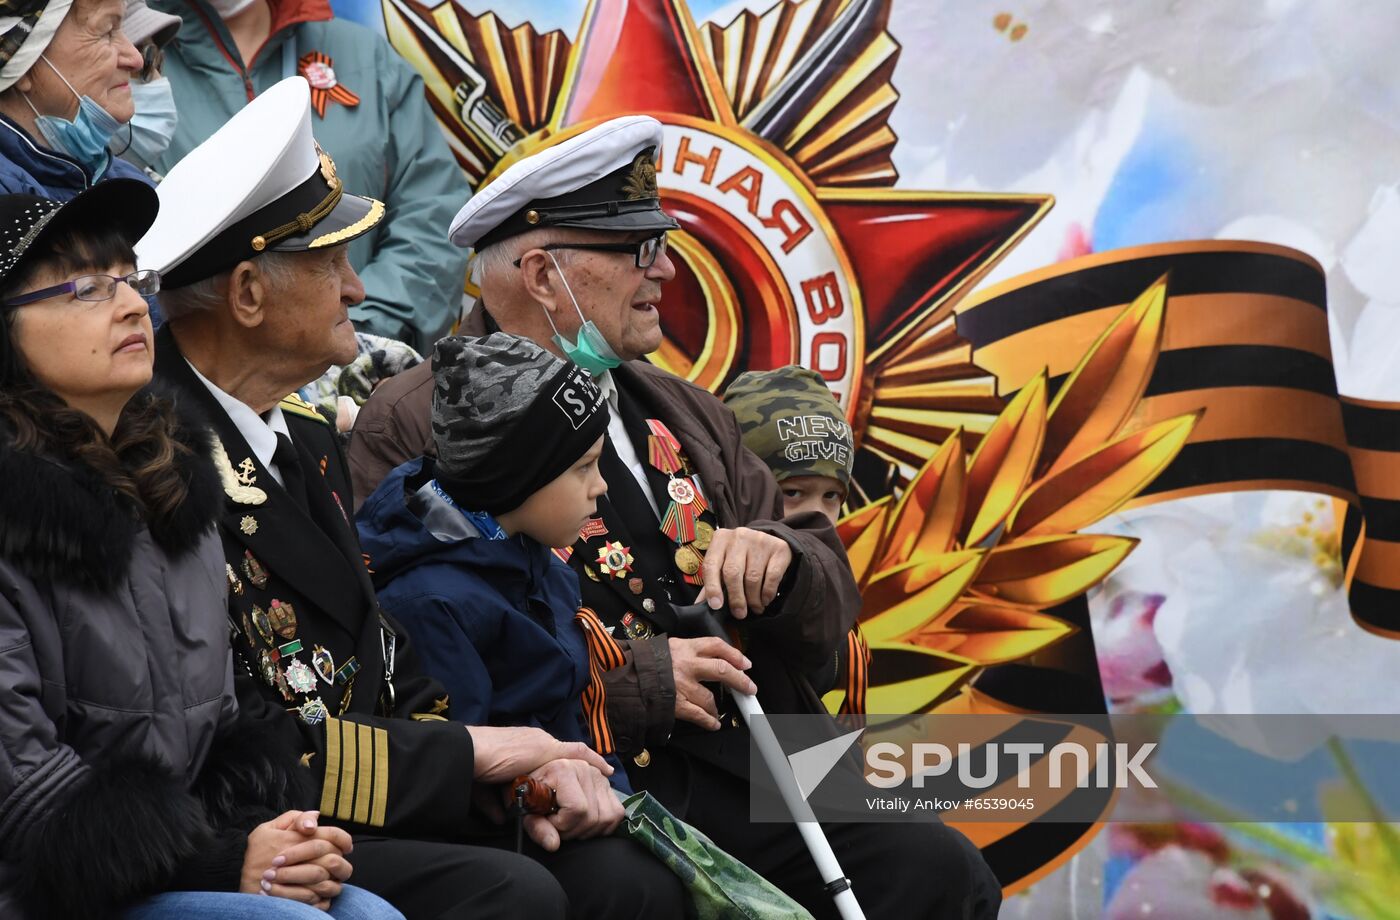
[722,366,868,716]
[723,365,855,525]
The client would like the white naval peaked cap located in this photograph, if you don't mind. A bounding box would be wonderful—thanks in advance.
[448,115,678,251]
[136,76,384,289]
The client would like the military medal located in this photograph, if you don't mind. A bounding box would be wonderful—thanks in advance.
[278,639,303,656]
[251,605,274,645]
[268,599,297,639]
[258,648,276,685]
[242,549,269,588]
[667,478,696,505]
[334,656,360,685]
[584,565,600,582]
[628,577,645,595]
[226,563,244,596]
[596,541,634,578]
[273,666,293,701]
[285,659,318,694]
[579,517,609,540]
[646,420,684,474]
[297,698,329,725]
[693,521,715,551]
[239,515,258,535]
[674,544,703,576]
[312,645,335,684]
[642,598,656,614]
[620,611,653,640]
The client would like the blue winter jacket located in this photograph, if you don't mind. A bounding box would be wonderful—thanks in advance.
[0,113,150,198]
[358,458,629,791]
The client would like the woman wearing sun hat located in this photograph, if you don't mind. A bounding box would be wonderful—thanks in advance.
[0,178,401,919]
[0,0,155,198]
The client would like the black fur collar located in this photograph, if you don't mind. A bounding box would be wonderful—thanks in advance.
[0,394,223,591]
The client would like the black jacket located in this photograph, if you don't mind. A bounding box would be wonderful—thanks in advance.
[0,395,306,919]
[152,325,480,841]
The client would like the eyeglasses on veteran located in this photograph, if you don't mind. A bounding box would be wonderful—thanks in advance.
[513,233,668,270]
[2,269,162,308]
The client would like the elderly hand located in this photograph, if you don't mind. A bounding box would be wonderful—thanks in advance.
[467,724,614,783]
[668,636,756,730]
[521,759,624,852]
[697,527,793,618]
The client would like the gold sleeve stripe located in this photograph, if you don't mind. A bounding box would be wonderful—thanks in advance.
[336,718,357,820]
[353,723,374,825]
[319,716,343,815]
[369,726,389,828]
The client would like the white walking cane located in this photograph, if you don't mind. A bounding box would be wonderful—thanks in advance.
[674,603,867,920]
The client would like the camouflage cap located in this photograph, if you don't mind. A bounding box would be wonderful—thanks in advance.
[723,366,854,487]
[432,332,607,514]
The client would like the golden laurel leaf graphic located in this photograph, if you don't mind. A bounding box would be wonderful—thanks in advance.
[835,277,1200,714]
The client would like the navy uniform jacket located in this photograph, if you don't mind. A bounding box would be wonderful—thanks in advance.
[153,325,478,839]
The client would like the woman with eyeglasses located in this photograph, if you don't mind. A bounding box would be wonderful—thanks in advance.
[0,181,405,919]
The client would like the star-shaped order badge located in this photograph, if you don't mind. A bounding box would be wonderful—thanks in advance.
[299,51,359,118]
[595,540,634,578]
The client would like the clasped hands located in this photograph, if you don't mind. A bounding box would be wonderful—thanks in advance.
[241,809,353,911]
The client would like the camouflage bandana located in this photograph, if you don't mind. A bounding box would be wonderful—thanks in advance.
[723,366,854,487]
[431,332,608,515]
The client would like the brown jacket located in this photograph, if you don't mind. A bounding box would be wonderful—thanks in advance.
[347,354,861,750]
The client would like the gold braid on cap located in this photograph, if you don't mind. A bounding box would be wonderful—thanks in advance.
[250,151,344,251]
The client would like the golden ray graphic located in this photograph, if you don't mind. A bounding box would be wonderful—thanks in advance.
[833,278,1201,714]
[376,0,1192,889]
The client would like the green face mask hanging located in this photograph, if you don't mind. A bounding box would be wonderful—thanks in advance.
[540,251,623,376]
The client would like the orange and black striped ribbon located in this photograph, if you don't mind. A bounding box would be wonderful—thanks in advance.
[837,626,870,716]
[573,607,626,754]
[299,52,360,118]
[956,240,1400,636]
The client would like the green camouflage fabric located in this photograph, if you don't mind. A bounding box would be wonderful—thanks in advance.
[302,331,422,418]
[723,366,854,487]
[618,791,815,920]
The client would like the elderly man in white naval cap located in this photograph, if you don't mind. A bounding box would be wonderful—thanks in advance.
[347,116,1003,919]
[141,78,689,920]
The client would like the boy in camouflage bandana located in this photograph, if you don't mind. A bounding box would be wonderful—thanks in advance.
[723,366,871,717]
[723,365,855,525]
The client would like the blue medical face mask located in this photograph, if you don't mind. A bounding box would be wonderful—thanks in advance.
[109,76,177,168]
[541,251,623,376]
[24,56,121,173]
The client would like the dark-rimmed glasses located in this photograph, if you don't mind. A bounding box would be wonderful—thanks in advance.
[2,269,162,308]
[512,233,668,270]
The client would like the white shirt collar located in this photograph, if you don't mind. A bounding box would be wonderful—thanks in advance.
[184,358,291,484]
[595,369,619,411]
